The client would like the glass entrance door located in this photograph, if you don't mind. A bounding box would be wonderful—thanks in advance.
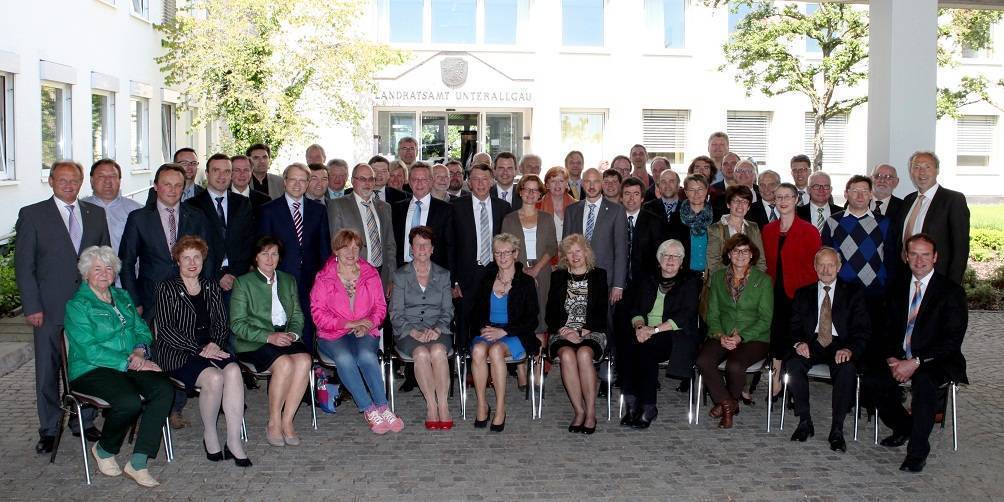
[378,109,527,162]
[485,112,523,158]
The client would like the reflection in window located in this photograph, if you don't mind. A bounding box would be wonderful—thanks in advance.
[41,84,71,171]
[485,0,518,45]
[422,113,447,159]
[662,0,685,49]
[728,3,751,33]
[805,3,821,53]
[92,93,114,161]
[561,111,605,167]
[562,0,604,47]
[432,0,476,44]
[161,103,176,164]
[130,97,150,168]
[486,112,523,158]
[378,111,417,156]
[390,0,424,43]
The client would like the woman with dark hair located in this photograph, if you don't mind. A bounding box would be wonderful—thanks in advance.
[545,234,608,434]
[706,185,766,276]
[695,234,773,429]
[231,235,312,446]
[668,174,715,275]
[153,235,249,466]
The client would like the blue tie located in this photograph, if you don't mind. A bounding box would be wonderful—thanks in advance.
[585,203,596,241]
[408,200,422,260]
[903,280,923,359]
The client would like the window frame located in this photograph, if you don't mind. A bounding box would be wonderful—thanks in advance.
[561,0,605,48]
[129,96,150,171]
[803,111,849,173]
[641,108,689,167]
[644,0,686,51]
[161,102,177,164]
[40,80,73,177]
[559,109,607,168]
[0,72,13,180]
[91,90,116,162]
[955,114,998,175]
[725,110,771,166]
[383,0,528,48]
[131,0,150,20]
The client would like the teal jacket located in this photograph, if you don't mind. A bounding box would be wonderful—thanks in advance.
[705,267,774,344]
[230,269,304,354]
[64,283,152,382]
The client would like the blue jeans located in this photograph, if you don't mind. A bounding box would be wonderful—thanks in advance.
[317,335,387,410]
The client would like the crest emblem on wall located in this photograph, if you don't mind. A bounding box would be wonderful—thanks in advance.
[440,57,468,88]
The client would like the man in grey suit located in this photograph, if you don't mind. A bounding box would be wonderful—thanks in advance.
[328,163,397,291]
[247,143,285,199]
[15,160,111,453]
[563,168,628,304]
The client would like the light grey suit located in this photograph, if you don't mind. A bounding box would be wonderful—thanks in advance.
[15,197,110,436]
[389,262,454,358]
[327,193,397,286]
[562,197,628,290]
[264,173,284,200]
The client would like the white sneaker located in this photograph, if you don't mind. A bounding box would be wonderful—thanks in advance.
[90,444,121,477]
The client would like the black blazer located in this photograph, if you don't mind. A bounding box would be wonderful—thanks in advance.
[449,195,512,291]
[874,195,905,225]
[629,270,702,378]
[186,190,255,279]
[884,272,968,383]
[468,262,540,354]
[627,209,668,289]
[900,187,969,284]
[256,196,331,301]
[545,268,609,336]
[119,203,213,318]
[641,198,680,224]
[344,185,409,205]
[391,196,453,269]
[245,188,271,223]
[490,184,523,210]
[151,276,230,372]
[747,200,775,230]
[789,280,870,360]
[797,202,843,225]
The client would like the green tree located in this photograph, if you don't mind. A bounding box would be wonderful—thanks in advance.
[157,0,407,156]
[937,9,1004,118]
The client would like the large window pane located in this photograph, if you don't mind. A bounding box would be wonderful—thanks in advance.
[485,0,518,45]
[486,112,522,158]
[421,113,447,159]
[562,0,604,47]
[132,0,149,18]
[726,110,770,165]
[642,109,688,166]
[957,115,997,169]
[805,3,821,53]
[663,0,685,48]
[447,113,478,160]
[378,111,417,156]
[561,111,605,167]
[432,0,476,44]
[92,94,114,161]
[803,112,847,169]
[0,74,10,179]
[161,103,176,163]
[130,97,150,168]
[390,0,424,43]
[41,84,70,170]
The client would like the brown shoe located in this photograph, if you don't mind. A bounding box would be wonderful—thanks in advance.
[709,403,723,418]
[168,411,186,430]
[718,400,737,429]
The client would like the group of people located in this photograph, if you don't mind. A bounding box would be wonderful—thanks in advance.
[14,132,970,487]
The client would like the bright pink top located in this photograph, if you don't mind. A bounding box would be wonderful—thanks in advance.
[310,256,386,341]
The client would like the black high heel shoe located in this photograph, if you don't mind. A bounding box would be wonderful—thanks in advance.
[223,444,252,467]
[474,406,490,429]
[568,422,583,433]
[580,419,596,435]
[489,413,506,432]
[204,440,223,462]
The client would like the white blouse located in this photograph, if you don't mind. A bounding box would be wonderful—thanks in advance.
[523,226,538,260]
[260,269,288,327]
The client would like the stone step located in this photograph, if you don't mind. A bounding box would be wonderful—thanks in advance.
[0,316,32,342]
[0,342,32,377]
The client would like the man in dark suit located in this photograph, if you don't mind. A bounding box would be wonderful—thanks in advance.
[230,155,270,221]
[392,162,451,269]
[747,169,781,229]
[120,163,214,323]
[898,151,969,285]
[450,163,512,344]
[796,171,842,232]
[489,152,522,210]
[874,234,968,473]
[328,163,396,289]
[641,170,681,224]
[366,155,408,205]
[565,151,586,200]
[870,163,905,223]
[15,160,111,453]
[248,143,285,199]
[305,163,331,207]
[564,168,629,303]
[445,159,471,201]
[621,179,666,288]
[708,151,739,199]
[642,156,671,202]
[786,247,870,452]
[145,147,205,207]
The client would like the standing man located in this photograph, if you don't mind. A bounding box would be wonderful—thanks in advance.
[305,143,326,165]
[248,143,284,199]
[305,163,331,206]
[16,160,111,452]
[366,155,408,204]
[899,151,969,285]
[707,132,729,185]
[145,148,204,206]
[393,162,451,269]
[257,163,331,351]
[621,178,665,289]
[790,154,812,206]
[610,155,632,182]
[397,136,419,168]
[490,152,522,209]
[445,159,470,201]
[518,154,542,177]
[732,159,761,203]
[643,156,672,201]
[601,169,623,203]
[230,154,271,221]
[870,163,904,222]
[797,171,841,232]
[628,144,653,189]
[326,158,349,199]
[565,150,586,200]
[83,158,142,254]
[874,234,968,473]
[642,169,681,224]
[748,170,781,229]
[430,163,452,201]
[563,168,628,304]
[328,163,396,289]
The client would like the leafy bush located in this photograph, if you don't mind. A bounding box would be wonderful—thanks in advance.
[970,228,1004,262]
[990,265,1004,291]
[0,245,19,317]
[966,282,1002,310]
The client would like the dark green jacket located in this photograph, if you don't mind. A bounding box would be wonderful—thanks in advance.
[64,283,152,381]
[705,268,773,344]
[230,269,304,354]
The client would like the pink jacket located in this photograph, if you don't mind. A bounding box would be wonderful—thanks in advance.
[310,256,386,341]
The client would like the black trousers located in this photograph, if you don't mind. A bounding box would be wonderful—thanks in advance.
[873,362,949,460]
[620,331,675,409]
[784,340,857,431]
[71,368,174,458]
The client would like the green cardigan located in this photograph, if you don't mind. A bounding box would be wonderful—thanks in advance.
[705,267,774,344]
[230,269,304,354]
[64,283,152,382]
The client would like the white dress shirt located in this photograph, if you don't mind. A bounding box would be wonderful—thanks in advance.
[403,193,432,261]
[55,197,82,236]
[495,183,516,204]
[208,188,230,266]
[814,280,839,338]
[580,198,601,239]
[232,185,252,198]
[907,269,935,320]
[285,193,304,222]
[808,202,833,229]
[523,226,538,261]
[871,196,892,216]
[903,184,940,239]
[353,192,382,260]
[260,268,288,327]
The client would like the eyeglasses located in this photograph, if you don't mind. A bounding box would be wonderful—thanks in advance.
[730,248,752,256]
[729,199,751,207]
[353,176,375,183]
[662,254,684,261]
[684,187,707,194]
[775,194,796,201]
[810,184,832,191]
[873,174,898,181]
[847,189,871,195]
[493,249,515,257]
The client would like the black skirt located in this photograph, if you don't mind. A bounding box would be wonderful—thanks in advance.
[170,354,239,392]
[237,342,309,373]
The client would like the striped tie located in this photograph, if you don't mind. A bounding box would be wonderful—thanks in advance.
[66,204,82,253]
[585,203,596,241]
[478,201,491,265]
[903,280,923,359]
[166,207,177,251]
[815,207,825,230]
[292,201,303,245]
[362,200,382,266]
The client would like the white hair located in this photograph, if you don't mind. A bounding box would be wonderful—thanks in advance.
[77,245,122,278]
[656,239,685,261]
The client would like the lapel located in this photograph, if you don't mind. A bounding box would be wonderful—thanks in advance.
[491,197,506,233]
[199,191,226,230]
[145,206,171,257]
[921,189,945,233]
[914,274,941,328]
[347,195,366,230]
[45,197,78,253]
[79,200,102,250]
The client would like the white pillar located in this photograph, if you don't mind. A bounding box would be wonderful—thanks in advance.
[866,0,938,197]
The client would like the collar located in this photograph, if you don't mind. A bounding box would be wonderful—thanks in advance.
[55,196,80,209]
[353,191,374,205]
[285,193,303,206]
[87,194,121,206]
[473,194,490,204]
[661,196,678,205]
[411,193,432,206]
[207,187,228,200]
[917,183,940,198]
[847,207,874,219]
[626,209,640,219]
[912,269,935,288]
[231,185,251,197]
[156,200,180,213]
[810,202,829,210]
[585,196,602,206]
[818,280,836,290]
[257,268,277,285]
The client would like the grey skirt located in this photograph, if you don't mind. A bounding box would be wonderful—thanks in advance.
[395,332,454,359]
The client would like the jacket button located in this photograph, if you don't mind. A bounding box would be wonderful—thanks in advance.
[420,310,425,314]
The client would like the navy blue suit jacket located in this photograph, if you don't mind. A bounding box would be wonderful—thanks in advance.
[257,196,331,301]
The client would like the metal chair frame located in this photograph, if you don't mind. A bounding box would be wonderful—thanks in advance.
[536,348,614,421]
[459,348,538,421]
[872,380,960,451]
[692,358,774,432]
[168,377,248,442]
[777,363,862,441]
[238,359,316,431]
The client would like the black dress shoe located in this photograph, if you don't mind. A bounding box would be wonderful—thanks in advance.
[619,411,638,427]
[828,431,847,452]
[631,408,657,429]
[399,380,416,393]
[489,414,506,432]
[899,455,926,473]
[881,432,910,448]
[790,420,815,442]
[224,444,253,467]
[35,436,55,454]
[675,378,690,393]
[69,426,102,442]
[568,423,583,433]
[580,420,596,435]
[597,385,608,398]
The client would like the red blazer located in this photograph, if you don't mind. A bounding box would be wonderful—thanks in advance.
[762,217,821,299]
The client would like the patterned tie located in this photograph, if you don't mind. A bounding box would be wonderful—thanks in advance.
[817,285,833,347]
[816,207,825,229]
[585,203,596,241]
[66,204,82,253]
[769,204,777,222]
[478,200,491,265]
[408,200,422,261]
[663,200,673,221]
[215,196,227,228]
[373,189,381,201]
[362,200,382,266]
[627,215,635,281]
[874,199,884,215]
[903,194,925,244]
[798,190,807,206]
[500,190,509,203]
[292,201,303,245]
[165,207,177,250]
[903,280,923,359]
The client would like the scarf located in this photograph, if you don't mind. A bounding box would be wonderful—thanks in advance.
[725,266,749,303]
[658,274,681,295]
[680,201,713,237]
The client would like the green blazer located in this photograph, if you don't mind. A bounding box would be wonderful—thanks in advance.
[705,267,773,344]
[230,269,304,354]
[64,283,152,382]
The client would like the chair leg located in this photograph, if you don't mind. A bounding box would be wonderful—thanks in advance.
[388,359,397,414]
[241,417,248,442]
[874,408,880,445]
[309,367,317,430]
[694,371,702,425]
[73,402,92,485]
[951,383,958,452]
[163,418,174,462]
[779,374,788,431]
[687,374,694,424]
[537,357,545,418]
[50,404,68,464]
[766,366,773,433]
[853,375,860,441]
[453,355,463,418]
[606,359,612,421]
[528,358,536,419]
[461,358,468,421]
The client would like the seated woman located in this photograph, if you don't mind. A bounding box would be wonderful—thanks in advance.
[620,239,701,429]
[545,234,608,434]
[65,245,173,488]
[230,235,312,447]
[469,233,540,432]
[312,229,404,434]
[695,234,773,429]
[152,236,249,466]
[390,226,454,430]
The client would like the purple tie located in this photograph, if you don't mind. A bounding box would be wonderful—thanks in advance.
[292,201,303,245]
[66,204,82,253]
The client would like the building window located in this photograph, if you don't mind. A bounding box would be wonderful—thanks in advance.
[726,110,770,165]
[0,73,12,180]
[389,0,424,43]
[484,0,518,45]
[956,114,997,169]
[377,111,417,157]
[41,82,72,172]
[642,109,688,166]
[161,103,176,163]
[485,112,523,158]
[560,110,606,167]
[803,112,848,170]
[805,3,821,53]
[645,0,685,49]
[130,97,150,169]
[432,0,476,44]
[91,92,115,162]
[728,3,751,34]
[131,0,149,19]
[562,0,604,47]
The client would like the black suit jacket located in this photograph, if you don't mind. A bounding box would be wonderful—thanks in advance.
[884,272,968,383]
[789,280,870,360]
[449,195,511,292]
[145,185,204,207]
[641,198,681,224]
[900,187,969,284]
[186,190,255,279]
[874,195,905,224]
[257,197,331,302]
[391,196,453,269]
[629,270,702,378]
[626,209,668,288]
[545,268,608,336]
[243,188,271,223]
[490,184,522,210]
[747,200,774,230]
[119,203,214,317]
[797,202,843,226]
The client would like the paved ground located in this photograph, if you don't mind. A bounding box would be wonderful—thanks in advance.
[0,312,1001,501]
